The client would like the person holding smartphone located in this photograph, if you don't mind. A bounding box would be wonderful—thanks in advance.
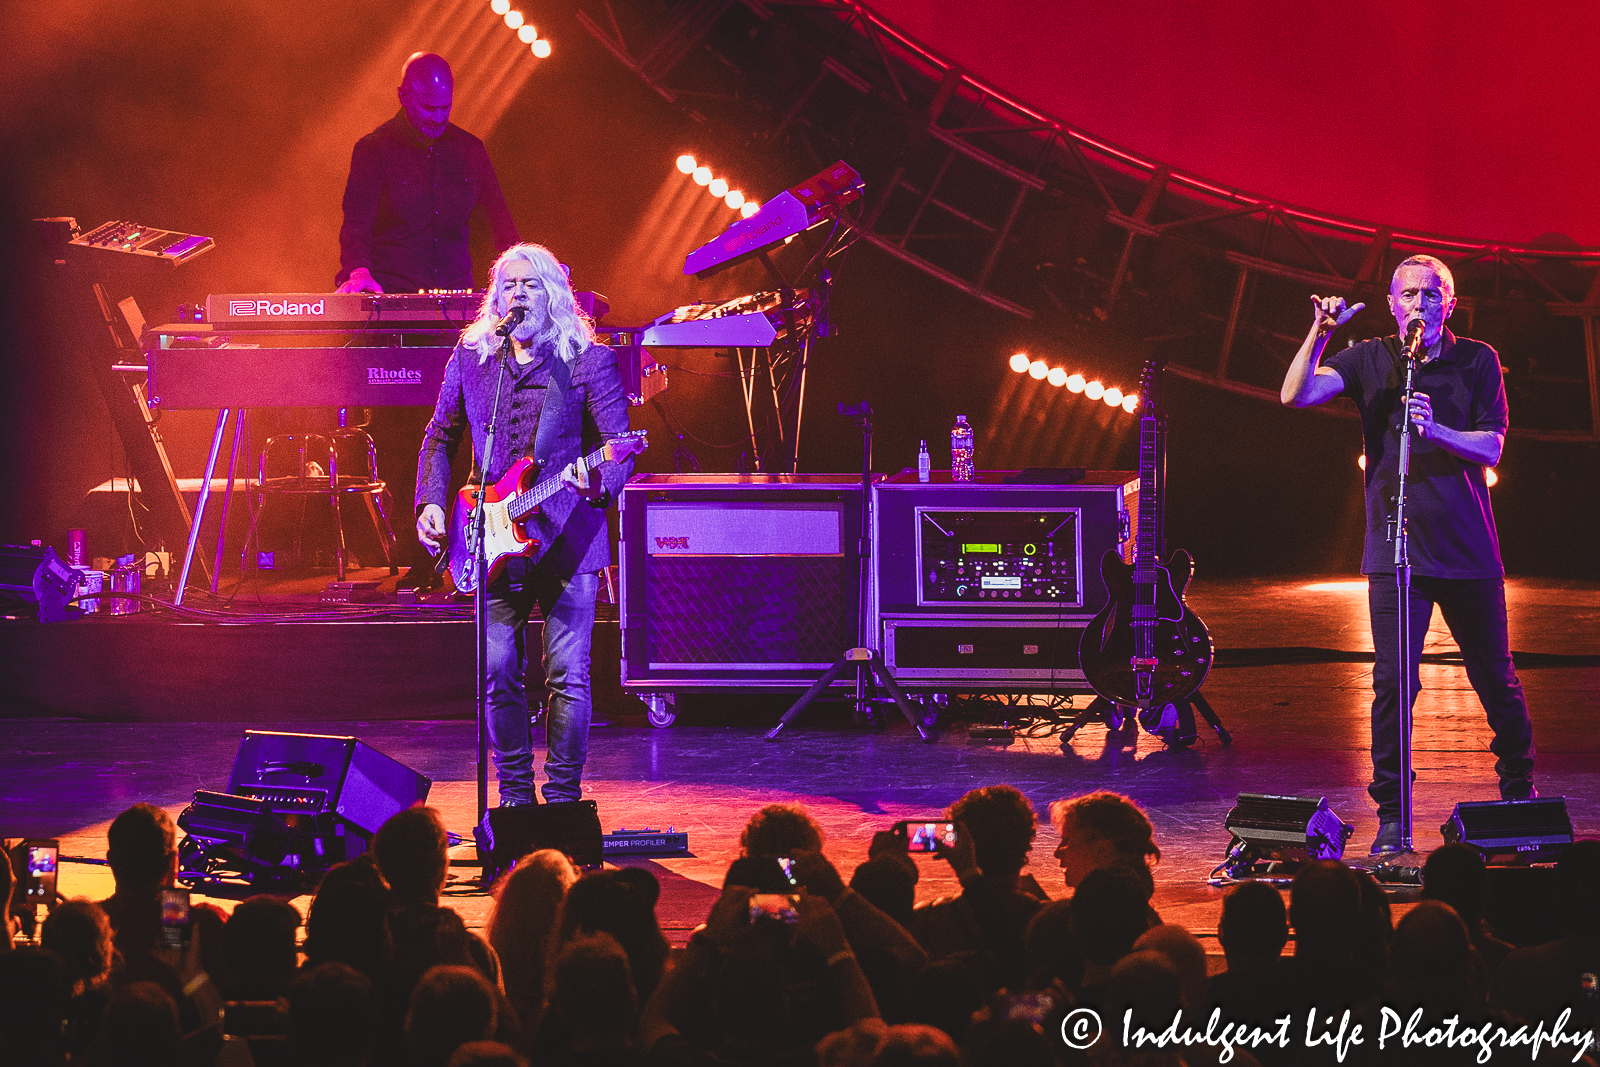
[908,785,1045,993]
[95,804,226,1031]
[737,803,928,1014]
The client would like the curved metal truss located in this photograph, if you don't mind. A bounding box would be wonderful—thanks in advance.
[578,0,1600,442]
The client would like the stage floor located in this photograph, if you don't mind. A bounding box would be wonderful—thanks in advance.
[4,575,1597,952]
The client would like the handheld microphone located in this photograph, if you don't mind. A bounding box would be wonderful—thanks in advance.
[494,306,527,336]
[1402,316,1426,361]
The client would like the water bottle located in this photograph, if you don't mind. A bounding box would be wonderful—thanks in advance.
[950,415,975,482]
[917,440,931,482]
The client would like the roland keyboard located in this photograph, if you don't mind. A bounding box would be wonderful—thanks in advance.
[205,291,484,329]
[204,290,612,330]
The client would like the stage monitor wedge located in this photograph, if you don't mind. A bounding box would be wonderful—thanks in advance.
[477,800,603,886]
[227,731,431,834]
[1440,797,1572,864]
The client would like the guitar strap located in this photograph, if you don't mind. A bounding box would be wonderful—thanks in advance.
[530,350,574,471]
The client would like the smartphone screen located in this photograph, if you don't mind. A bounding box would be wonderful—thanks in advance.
[160,888,191,950]
[748,893,800,925]
[895,820,957,853]
[25,844,58,904]
[998,990,1056,1023]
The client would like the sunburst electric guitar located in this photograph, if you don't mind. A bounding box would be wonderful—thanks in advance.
[444,430,648,594]
[1078,361,1212,710]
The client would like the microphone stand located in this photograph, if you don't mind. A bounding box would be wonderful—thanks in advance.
[1391,321,1424,854]
[472,325,516,827]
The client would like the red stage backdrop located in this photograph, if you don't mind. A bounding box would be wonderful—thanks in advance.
[864,0,1600,246]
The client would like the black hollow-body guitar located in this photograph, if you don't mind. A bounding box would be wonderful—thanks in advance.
[1079,360,1212,709]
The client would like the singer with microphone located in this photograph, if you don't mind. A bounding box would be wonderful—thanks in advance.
[415,243,634,806]
[1279,254,1535,856]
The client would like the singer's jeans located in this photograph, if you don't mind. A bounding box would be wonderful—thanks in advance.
[1366,574,1535,822]
[486,558,598,804]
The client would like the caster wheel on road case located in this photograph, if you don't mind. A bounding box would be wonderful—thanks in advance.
[643,693,676,728]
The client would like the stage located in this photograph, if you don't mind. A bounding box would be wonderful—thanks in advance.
[3,574,1597,955]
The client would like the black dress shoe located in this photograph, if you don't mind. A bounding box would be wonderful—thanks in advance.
[1370,821,1404,855]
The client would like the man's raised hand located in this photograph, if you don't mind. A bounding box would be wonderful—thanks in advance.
[1311,294,1365,335]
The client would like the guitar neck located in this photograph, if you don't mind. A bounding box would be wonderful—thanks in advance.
[507,442,615,521]
[1134,409,1163,578]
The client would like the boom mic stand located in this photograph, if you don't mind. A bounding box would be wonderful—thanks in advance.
[1391,317,1426,855]
[766,401,932,742]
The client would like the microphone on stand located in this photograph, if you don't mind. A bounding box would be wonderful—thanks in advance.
[494,306,527,336]
[1402,316,1426,361]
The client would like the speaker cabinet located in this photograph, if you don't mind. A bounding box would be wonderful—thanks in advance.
[619,475,867,688]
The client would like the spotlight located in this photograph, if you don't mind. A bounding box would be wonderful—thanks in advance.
[1084,380,1105,400]
[741,202,760,218]
[1066,374,1085,393]
[1047,367,1067,387]
[1028,360,1048,380]
[692,166,712,186]
[708,177,729,198]
[504,9,523,28]
[1009,353,1031,373]
[1103,386,1123,407]
[725,190,744,210]
[1358,454,1367,471]
[676,154,697,174]
[518,24,536,42]
[1121,394,1138,413]
[531,38,551,58]
[1486,467,1499,487]
[491,0,510,13]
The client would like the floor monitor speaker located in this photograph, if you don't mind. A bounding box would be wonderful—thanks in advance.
[1440,797,1572,864]
[476,800,603,886]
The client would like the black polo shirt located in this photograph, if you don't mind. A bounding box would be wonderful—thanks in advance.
[336,112,520,292]
[1324,329,1508,579]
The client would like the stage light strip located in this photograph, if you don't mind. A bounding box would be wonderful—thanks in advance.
[676,154,760,216]
[489,0,551,57]
[1008,352,1138,413]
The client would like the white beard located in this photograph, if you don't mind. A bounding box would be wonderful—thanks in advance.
[510,313,544,345]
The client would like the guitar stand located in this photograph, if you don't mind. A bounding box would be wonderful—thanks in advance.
[1060,691,1232,750]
